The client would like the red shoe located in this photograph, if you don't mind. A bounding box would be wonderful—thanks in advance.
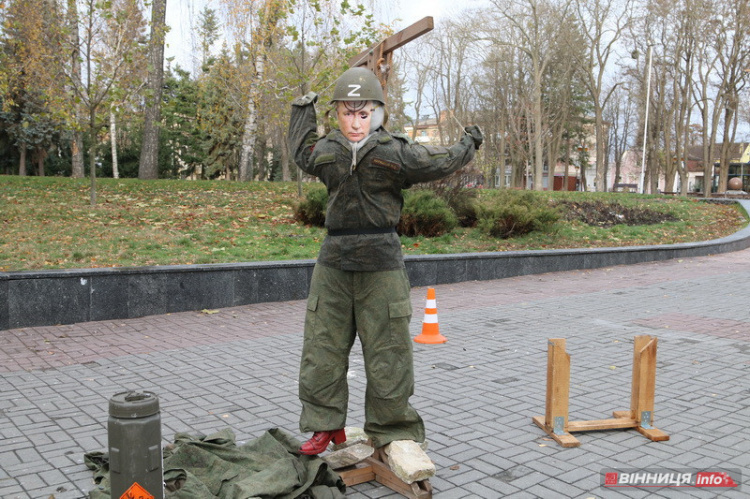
[299,429,346,455]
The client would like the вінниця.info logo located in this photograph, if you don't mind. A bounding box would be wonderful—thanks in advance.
[602,469,741,489]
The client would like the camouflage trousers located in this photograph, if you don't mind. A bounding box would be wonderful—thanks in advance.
[298,264,425,448]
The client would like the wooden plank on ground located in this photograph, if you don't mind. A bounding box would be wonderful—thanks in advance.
[336,461,375,486]
[567,418,639,432]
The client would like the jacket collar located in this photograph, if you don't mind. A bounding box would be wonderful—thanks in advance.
[329,128,386,155]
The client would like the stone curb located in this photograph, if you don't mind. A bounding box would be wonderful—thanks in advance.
[2,199,749,331]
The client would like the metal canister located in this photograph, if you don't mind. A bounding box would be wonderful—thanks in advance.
[108,391,163,499]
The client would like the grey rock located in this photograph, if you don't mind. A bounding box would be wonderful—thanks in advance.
[385,440,436,484]
[323,443,374,469]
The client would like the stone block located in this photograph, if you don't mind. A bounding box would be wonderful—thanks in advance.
[331,426,370,450]
[89,274,130,321]
[8,276,90,328]
[126,272,168,318]
[323,443,374,469]
[166,268,235,312]
[385,440,436,484]
[0,276,8,331]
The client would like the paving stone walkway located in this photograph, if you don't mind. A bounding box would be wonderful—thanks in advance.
[1,248,749,498]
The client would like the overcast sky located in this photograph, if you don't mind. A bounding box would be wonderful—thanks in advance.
[163,0,487,73]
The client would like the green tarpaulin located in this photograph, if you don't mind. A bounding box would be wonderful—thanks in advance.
[85,428,346,499]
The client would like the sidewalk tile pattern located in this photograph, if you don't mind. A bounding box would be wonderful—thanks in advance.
[1,249,749,498]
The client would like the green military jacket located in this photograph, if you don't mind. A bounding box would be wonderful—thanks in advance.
[289,99,476,272]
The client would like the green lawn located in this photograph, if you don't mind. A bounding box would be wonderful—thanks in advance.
[1,176,746,272]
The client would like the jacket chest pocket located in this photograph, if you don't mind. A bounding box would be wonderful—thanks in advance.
[364,157,402,189]
[314,153,349,187]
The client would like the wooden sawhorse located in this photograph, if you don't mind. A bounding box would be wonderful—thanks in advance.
[336,447,432,499]
[532,335,670,447]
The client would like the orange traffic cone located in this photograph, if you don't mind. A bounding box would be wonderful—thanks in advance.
[414,288,447,344]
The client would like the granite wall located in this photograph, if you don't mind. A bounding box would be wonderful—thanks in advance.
[2,200,749,331]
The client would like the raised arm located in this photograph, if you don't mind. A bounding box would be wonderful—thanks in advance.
[289,92,321,175]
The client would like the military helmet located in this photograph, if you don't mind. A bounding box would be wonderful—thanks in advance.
[330,67,385,105]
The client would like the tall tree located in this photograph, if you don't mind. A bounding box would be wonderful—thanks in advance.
[229,0,286,182]
[605,84,636,189]
[572,0,632,191]
[197,7,221,69]
[161,66,204,178]
[489,0,574,190]
[65,0,148,203]
[0,0,67,176]
[199,46,243,179]
[138,0,167,179]
[714,0,750,192]
[104,0,148,179]
[66,0,86,177]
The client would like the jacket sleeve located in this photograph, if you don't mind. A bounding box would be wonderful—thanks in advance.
[288,100,321,176]
[400,133,476,185]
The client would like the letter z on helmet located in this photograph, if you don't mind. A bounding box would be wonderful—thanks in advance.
[331,67,385,105]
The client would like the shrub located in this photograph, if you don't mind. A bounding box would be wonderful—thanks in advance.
[294,187,328,227]
[446,188,480,227]
[428,175,481,227]
[478,190,559,238]
[398,189,458,237]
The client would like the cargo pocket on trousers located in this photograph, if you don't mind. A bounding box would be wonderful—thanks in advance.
[388,299,412,348]
[367,299,413,400]
[304,294,320,343]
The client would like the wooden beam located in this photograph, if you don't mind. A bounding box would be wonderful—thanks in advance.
[544,338,570,432]
[348,17,434,68]
[567,418,639,432]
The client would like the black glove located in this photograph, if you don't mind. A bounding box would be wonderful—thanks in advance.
[292,91,319,107]
[464,125,483,150]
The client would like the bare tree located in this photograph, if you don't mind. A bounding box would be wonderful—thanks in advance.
[572,0,633,191]
[669,0,698,195]
[714,0,750,192]
[489,0,574,190]
[402,34,438,141]
[605,84,635,188]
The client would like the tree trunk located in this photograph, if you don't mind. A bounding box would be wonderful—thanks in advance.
[718,104,737,193]
[239,87,260,181]
[110,108,120,179]
[563,139,571,191]
[89,141,97,206]
[138,0,167,180]
[67,0,85,178]
[280,129,290,182]
[594,110,606,191]
[256,125,267,181]
[532,80,544,191]
[498,134,507,189]
[36,149,46,176]
[19,147,27,176]
[71,134,85,178]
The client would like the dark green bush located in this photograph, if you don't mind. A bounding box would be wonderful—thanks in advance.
[294,187,328,227]
[428,175,481,227]
[478,190,559,238]
[445,188,480,227]
[398,189,458,237]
